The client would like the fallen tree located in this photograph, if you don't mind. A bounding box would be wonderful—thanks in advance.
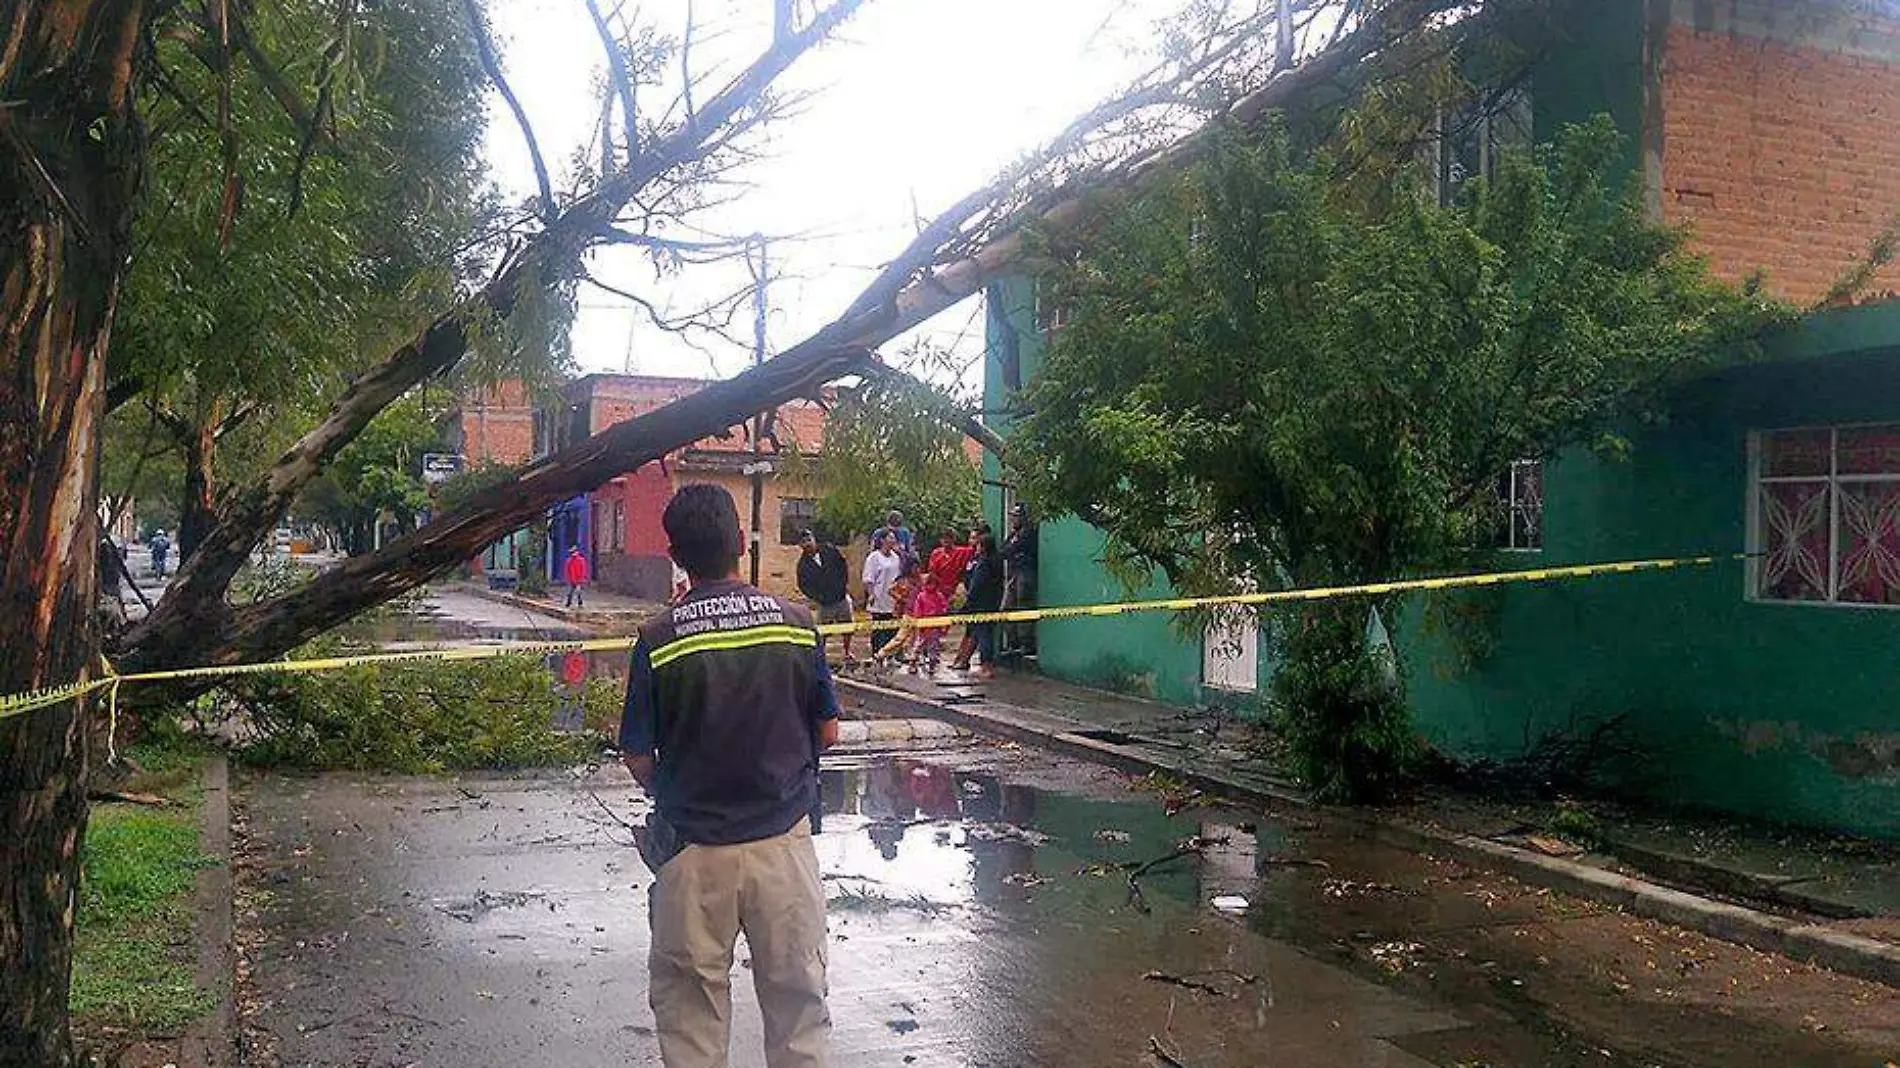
[6,1,1576,1060]
[115,0,1491,677]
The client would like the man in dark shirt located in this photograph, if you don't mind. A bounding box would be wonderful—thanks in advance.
[621,484,840,1068]
[796,530,854,661]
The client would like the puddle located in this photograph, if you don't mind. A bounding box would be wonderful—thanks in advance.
[812,759,1288,918]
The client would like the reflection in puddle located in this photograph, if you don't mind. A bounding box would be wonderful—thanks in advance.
[814,761,1283,920]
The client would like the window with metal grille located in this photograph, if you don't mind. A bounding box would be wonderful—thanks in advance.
[1751,425,1900,606]
[1432,87,1532,207]
[1493,459,1544,552]
[779,497,818,545]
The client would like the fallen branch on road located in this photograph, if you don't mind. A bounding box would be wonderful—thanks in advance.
[1122,835,1229,913]
[1142,971,1232,998]
[1147,1035,1198,1068]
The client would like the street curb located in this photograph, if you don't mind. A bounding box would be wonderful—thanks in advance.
[839,676,1900,991]
[183,754,237,1067]
[835,718,967,746]
[837,678,1307,806]
[458,583,644,627]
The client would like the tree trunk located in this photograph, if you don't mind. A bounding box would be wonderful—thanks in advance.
[0,3,146,1064]
[177,417,217,562]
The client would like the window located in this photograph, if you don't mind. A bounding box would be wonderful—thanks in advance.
[591,501,606,557]
[1752,425,1900,606]
[779,497,818,545]
[612,501,626,553]
[1493,459,1544,552]
[1035,287,1068,339]
[1432,87,1532,207]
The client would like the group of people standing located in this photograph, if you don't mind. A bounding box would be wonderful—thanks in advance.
[795,508,1016,678]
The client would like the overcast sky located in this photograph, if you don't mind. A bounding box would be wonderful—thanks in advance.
[484,0,1182,387]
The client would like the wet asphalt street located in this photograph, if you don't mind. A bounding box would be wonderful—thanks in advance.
[230,743,1900,1068]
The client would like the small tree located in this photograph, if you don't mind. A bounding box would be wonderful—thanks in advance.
[295,399,440,554]
[796,372,982,543]
[1016,117,1783,801]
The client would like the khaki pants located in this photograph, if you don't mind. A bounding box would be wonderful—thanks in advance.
[649,817,830,1068]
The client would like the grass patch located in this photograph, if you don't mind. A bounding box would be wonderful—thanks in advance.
[70,761,218,1035]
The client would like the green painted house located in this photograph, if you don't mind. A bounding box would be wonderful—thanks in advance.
[984,0,1900,837]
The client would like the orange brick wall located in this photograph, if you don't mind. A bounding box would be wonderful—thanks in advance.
[447,383,535,465]
[1661,15,1900,304]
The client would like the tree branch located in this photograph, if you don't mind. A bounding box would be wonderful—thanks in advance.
[583,0,640,166]
[225,9,332,146]
[114,0,1528,680]
[461,0,556,221]
[854,357,1009,460]
[116,0,874,670]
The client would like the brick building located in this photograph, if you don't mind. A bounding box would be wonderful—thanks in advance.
[539,374,839,601]
[438,380,536,467]
[1658,3,1900,304]
[437,381,538,576]
[988,0,1900,837]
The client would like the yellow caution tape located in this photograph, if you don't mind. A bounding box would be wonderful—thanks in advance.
[0,553,1742,721]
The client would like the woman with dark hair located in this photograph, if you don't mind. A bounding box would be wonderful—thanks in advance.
[955,534,1005,678]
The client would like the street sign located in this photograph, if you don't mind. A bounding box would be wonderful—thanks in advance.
[421,453,465,484]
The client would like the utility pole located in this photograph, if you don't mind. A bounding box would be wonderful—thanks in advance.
[1276,0,1294,70]
[746,235,770,587]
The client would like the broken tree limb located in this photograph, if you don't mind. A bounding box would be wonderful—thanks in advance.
[1147,1035,1197,1068]
[1142,971,1233,998]
[461,0,557,221]
[115,0,872,675]
[116,0,1551,684]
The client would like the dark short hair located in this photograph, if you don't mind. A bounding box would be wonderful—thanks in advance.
[663,483,742,580]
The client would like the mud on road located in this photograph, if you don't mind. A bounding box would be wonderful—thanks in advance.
[230,743,1900,1068]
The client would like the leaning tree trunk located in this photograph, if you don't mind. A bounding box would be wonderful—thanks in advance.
[0,3,145,1065]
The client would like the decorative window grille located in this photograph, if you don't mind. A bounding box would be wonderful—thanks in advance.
[1753,425,1900,605]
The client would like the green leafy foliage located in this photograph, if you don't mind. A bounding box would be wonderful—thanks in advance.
[797,374,981,542]
[109,0,538,521]
[1016,117,1788,801]
[294,397,440,553]
[232,642,619,773]
[436,459,526,513]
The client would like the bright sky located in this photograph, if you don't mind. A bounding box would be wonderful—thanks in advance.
[486,0,1183,386]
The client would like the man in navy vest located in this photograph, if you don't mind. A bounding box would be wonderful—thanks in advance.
[621,483,839,1068]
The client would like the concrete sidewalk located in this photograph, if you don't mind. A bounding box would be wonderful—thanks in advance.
[838,666,1900,989]
[457,581,662,629]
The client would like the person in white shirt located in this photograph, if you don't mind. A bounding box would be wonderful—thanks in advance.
[861,532,903,657]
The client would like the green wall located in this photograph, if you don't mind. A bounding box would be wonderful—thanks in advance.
[1406,352,1900,838]
[985,278,1222,707]
[981,7,1900,836]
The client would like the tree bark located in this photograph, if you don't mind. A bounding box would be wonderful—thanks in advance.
[176,415,217,562]
[0,2,146,1064]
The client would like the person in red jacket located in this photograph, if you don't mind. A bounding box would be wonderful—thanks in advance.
[925,529,972,598]
[563,546,591,607]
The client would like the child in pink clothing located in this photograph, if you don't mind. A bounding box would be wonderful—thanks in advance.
[905,574,952,674]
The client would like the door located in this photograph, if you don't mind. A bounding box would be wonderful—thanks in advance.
[1202,606,1259,693]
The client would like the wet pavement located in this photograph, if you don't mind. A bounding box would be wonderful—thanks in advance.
[231,746,1900,1068]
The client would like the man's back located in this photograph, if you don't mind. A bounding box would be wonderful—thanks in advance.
[798,546,847,604]
[624,579,830,846]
